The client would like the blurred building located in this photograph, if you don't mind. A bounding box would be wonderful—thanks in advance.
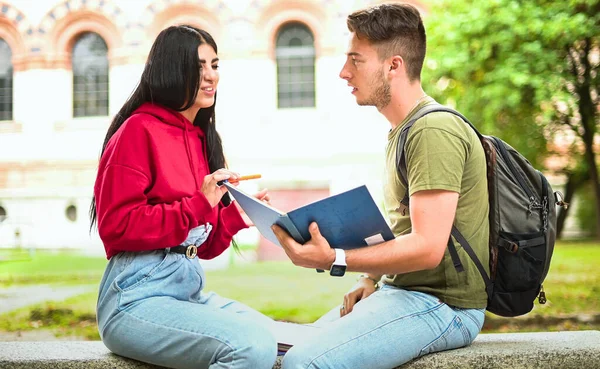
[0,0,431,264]
[0,0,583,267]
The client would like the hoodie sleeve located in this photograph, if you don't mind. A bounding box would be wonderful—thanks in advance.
[95,163,214,252]
[196,200,249,260]
[94,115,216,253]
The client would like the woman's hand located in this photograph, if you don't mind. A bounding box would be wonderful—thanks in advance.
[201,169,240,207]
[236,188,271,227]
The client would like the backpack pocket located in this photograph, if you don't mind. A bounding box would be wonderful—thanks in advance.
[496,231,546,292]
[488,287,540,317]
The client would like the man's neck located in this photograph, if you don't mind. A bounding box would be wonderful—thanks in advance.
[380,84,427,129]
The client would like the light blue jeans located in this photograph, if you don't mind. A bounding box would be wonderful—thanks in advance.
[96,225,277,369]
[282,284,485,369]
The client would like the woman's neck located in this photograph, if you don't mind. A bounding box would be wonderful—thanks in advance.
[180,107,200,124]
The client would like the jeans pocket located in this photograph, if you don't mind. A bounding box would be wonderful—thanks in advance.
[114,251,170,293]
[419,315,470,357]
[189,258,205,291]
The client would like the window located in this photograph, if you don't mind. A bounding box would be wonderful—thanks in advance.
[65,204,77,222]
[72,32,109,117]
[276,23,315,108]
[0,205,6,223]
[0,39,13,121]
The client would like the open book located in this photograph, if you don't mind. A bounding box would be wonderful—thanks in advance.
[267,321,320,355]
[224,183,394,249]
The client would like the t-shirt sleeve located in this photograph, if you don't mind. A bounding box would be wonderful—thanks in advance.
[405,118,470,196]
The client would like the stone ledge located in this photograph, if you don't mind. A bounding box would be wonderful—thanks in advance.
[0,331,598,369]
[396,330,600,369]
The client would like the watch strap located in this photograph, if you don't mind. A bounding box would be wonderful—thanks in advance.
[333,248,346,267]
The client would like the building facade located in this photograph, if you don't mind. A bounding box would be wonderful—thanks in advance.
[0,0,581,267]
[0,0,432,265]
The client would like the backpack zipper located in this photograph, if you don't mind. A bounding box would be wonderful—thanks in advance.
[492,137,541,215]
[538,285,547,304]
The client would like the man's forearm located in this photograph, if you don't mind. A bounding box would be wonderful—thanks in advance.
[345,232,444,275]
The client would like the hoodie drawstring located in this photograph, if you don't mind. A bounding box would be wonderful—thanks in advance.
[183,122,200,191]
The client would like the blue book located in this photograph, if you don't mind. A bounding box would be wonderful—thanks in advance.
[224,183,395,249]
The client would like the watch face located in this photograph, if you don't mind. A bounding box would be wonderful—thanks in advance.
[330,265,347,277]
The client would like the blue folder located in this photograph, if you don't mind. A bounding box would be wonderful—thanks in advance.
[224,183,395,249]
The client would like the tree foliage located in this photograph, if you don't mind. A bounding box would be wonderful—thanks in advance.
[423,0,600,238]
[424,0,597,164]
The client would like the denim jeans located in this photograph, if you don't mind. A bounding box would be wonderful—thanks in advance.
[96,225,277,369]
[282,284,485,369]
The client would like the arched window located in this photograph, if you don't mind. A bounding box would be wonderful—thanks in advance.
[65,204,77,222]
[72,32,109,117]
[0,39,13,121]
[275,23,315,108]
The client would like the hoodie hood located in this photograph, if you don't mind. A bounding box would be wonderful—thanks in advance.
[134,102,205,137]
[133,102,206,191]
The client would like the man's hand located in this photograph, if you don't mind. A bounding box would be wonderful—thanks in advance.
[340,277,378,317]
[271,221,335,270]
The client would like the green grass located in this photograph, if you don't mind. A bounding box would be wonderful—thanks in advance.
[0,241,598,339]
[0,249,107,286]
[0,292,99,340]
[204,262,356,322]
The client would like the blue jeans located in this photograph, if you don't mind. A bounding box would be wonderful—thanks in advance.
[96,226,277,369]
[282,284,485,369]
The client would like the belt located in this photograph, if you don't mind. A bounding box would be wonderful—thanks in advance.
[166,245,198,259]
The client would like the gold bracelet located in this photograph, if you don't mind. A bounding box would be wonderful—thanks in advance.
[358,274,380,287]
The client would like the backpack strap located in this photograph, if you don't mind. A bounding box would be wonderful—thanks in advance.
[447,237,465,273]
[451,227,493,297]
[396,103,492,297]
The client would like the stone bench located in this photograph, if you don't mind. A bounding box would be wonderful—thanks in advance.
[0,331,598,369]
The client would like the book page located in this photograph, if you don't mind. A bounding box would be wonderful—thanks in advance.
[224,183,286,246]
[267,321,320,352]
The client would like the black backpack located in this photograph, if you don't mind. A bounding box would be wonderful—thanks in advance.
[396,103,566,317]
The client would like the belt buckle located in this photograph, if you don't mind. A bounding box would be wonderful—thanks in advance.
[185,245,198,259]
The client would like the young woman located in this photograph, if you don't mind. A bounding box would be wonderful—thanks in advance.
[91,25,277,369]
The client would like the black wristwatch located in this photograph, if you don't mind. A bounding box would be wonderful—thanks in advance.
[329,248,347,277]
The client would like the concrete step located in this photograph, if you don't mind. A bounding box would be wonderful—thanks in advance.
[0,331,598,369]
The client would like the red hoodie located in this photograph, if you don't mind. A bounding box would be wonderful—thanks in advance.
[94,102,248,259]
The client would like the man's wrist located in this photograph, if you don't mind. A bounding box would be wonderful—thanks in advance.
[358,274,380,288]
[325,248,336,270]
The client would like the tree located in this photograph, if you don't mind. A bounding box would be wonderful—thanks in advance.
[423,0,600,238]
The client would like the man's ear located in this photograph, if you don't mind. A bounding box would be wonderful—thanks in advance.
[388,55,404,73]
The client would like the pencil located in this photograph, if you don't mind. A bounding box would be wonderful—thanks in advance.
[231,174,262,182]
[218,174,262,186]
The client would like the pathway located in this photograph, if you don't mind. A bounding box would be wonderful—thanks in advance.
[0,284,96,314]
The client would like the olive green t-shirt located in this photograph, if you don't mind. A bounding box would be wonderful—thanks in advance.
[382,98,490,308]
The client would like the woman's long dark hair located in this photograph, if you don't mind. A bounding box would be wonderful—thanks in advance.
[89,25,231,231]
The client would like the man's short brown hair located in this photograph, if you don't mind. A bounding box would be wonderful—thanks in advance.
[347,3,426,82]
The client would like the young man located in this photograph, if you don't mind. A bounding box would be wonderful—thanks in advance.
[272,4,490,369]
